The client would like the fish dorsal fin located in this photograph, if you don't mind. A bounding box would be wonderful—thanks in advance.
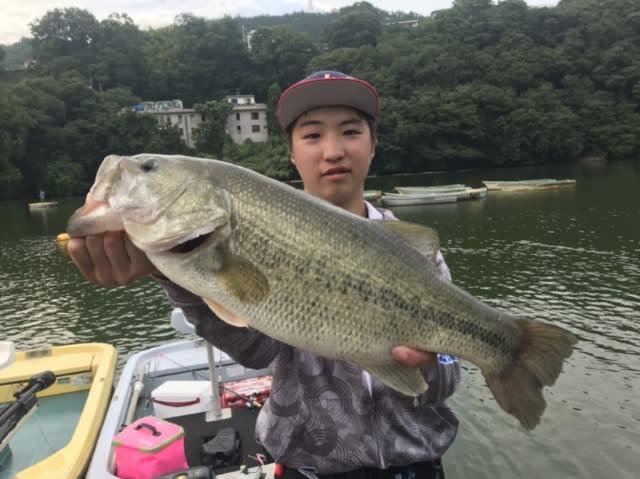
[363,362,429,397]
[374,220,440,263]
[216,254,270,304]
[202,297,249,327]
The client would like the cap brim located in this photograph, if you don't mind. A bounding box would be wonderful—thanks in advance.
[277,77,379,130]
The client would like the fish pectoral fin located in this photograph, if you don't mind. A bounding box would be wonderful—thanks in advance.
[374,220,440,264]
[202,297,249,327]
[364,363,429,397]
[217,254,269,304]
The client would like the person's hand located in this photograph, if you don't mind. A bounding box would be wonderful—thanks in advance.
[67,195,157,287]
[67,230,157,287]
[392,346,437,368]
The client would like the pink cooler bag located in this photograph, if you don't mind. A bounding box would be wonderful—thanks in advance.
[112,416,189,479]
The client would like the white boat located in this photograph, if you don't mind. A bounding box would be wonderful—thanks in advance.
[86,310,273,479]
[481,179,576,191]
[28,201,58,210]
[394,185,488,202]
[466,187,487,199]
[394,184,468,194]
[380,192,460,206]
[363,190,382,201]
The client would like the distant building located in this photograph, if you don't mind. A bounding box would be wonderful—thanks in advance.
[386,19,420,28]
[225,95,269,145]
[131,100,204,148]
[132,95,268,148]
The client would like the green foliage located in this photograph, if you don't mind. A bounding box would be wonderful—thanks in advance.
[266,82,283,134]
[194,100,234,157]
[1,0,640,199]
[250,27,317,89]
[222,137,294,179]
[238,12,335,43]
[0,75,192,198]
[143,15,253,106]
[0,38,32,71]
[147,123,192,155]
[92,14,148,95]
[43,155,86,196]
[322,3,384,49]
[30,8,101,78]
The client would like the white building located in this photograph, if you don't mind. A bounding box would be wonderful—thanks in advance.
[133,96,268,148]
[225,95,269,145]
[132,100,204,148]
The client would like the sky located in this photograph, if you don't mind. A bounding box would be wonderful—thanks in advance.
[0,0,559,45]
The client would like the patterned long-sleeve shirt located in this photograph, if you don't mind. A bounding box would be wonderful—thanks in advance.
[156,202,460,474]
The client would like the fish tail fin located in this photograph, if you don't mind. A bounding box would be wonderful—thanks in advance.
[484,319,578,430]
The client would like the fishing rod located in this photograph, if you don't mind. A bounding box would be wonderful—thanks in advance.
[0,371,56,444]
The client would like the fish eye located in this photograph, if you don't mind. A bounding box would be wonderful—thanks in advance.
[140,159,158,173]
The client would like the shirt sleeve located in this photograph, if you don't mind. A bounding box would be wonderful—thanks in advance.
[153,275,284,369]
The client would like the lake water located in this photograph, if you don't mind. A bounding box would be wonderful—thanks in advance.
[1,160,638,478]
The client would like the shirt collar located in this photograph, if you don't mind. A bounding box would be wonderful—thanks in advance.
[364,201,384,220]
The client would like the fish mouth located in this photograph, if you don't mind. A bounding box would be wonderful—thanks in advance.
[169,231,214,254]
[166,223,225,254]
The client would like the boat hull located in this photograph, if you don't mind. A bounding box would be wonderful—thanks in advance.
[482,179,576,191]
[394,184,468,194]
[86,338,272,479]
[0,343,116,479]
[380,192,459,206]
[28,202,58,209]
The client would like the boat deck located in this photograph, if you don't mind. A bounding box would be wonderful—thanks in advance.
[135,364,272,475]
[0,392,88,479]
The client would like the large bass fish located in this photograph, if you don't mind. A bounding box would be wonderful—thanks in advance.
[68,154,578,430]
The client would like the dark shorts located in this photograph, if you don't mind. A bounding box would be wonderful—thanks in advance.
[279,459,444,479]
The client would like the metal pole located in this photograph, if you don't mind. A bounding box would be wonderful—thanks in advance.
[205,343,223,419]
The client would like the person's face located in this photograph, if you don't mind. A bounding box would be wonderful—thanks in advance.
[290,106,375,209]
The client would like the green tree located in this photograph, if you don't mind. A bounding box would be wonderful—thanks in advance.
[322,2,383,49]
[147,123,191,154]
[194,100,234,157]
[43,154,86,196]
[250,27,317,89]
[92,13,149,94]
[223,137,294,179]
[266,82,282,135]
[322,12,381,49]
[0,38,32,71]
[30,8,100,79]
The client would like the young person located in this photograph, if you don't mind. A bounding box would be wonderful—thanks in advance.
[68,71,459,478]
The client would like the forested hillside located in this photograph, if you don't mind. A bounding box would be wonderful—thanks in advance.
[1,0,639,199]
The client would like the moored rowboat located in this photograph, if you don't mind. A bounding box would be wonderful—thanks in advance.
[394,184,468,194]
[363,190,382,201]
[482,179,576,191]
[380,191,460,206]
[28,202,58,210]
[0,343,116,479]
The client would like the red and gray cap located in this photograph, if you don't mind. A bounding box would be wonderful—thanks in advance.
[276,70,379,131]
